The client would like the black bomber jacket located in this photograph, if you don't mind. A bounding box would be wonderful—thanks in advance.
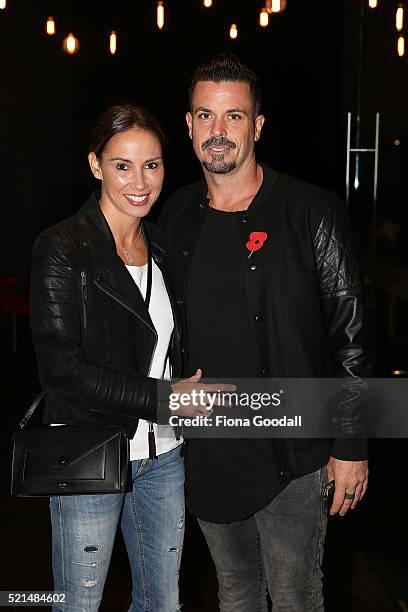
[159,163,372,480]
[30,192,180,438]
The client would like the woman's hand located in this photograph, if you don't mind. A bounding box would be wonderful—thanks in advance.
[170,369,236,417]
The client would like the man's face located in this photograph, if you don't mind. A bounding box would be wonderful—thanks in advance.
[186,81,265,175]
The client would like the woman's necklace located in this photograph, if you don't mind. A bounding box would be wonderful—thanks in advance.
[118,226,142,265]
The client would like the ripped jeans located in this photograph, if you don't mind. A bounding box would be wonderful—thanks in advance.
[50,445,184,612]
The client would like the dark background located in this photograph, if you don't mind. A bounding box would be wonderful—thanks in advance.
[0,0,406,276]
[1,1,408,610]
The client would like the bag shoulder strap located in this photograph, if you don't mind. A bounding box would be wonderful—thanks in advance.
[19,391,45,430]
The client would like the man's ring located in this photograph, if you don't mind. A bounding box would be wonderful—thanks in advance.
[344,491,355,500]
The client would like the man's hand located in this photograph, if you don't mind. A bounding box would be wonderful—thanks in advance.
[326,457,368,516]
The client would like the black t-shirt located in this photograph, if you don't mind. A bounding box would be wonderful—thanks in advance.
[185,206,282,523]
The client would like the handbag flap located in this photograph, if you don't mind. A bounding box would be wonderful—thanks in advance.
[13,425,122,469]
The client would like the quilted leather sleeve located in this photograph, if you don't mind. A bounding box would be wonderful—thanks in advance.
[30,230,159,423]
[313,198,372,460]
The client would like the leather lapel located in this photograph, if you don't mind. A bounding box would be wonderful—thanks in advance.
[93,250,156,334]
[76,194,156,332]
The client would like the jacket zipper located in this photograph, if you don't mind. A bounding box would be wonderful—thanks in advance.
[81,271,87,330]
[95,277,161,458]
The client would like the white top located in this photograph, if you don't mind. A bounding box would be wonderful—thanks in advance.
[125,259,181,460]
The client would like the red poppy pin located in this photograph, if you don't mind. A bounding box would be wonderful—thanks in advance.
[246,231,268,259]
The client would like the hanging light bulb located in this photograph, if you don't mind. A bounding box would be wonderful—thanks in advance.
[259,8,269,27]
[63,33,79,55]
[396,5,404,31]
[398,35,405,56]
[203,0,213,6]
[157,1,164,29]
[0,0,6,9]
[46,16,56,36]
[229,23,238,39]
[109,30,117,54]
[368,0,378,8]
[266,0,287,13]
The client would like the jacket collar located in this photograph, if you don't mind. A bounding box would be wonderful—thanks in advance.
[74,191,166,332]
[246,162,278,215]
[77,191,167,263]
[185,162,278,216]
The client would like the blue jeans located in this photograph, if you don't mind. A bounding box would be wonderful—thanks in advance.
[198,467,327,612]
[50,445,184,612]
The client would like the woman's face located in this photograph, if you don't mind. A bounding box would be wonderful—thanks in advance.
[88,127,164,221]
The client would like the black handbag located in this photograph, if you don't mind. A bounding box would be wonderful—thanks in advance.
[11,392,130,497]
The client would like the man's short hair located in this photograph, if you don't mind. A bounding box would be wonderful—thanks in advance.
[189,54,262,117]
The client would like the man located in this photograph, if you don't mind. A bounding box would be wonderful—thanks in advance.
[160,54,369,611]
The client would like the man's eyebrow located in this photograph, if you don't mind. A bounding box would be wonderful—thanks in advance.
[225,108,248,114]
[194,107,213,114]
[194,107,248,114]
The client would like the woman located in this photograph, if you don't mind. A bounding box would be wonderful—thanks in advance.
[30,104,221,611]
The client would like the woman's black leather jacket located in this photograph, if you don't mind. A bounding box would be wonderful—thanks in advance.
[31,193,180,439]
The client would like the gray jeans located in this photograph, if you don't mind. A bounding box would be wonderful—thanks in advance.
[198,467,327,612]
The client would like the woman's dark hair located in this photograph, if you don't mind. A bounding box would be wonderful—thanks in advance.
[189,54,262,117]
[89,104,165,158]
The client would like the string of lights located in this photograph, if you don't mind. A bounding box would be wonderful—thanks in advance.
[0,1,405,57]
[368,0,406,55]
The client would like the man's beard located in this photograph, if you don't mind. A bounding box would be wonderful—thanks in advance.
[202,155,236,174]
[201,136,237,174]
